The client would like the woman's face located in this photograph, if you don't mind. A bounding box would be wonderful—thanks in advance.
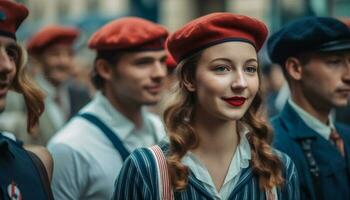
[190,41,259,121]
[0,36,18,112]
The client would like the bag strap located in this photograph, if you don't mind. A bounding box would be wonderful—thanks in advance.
[149,145,174,200]
[26,151,54,200]
[78,113,130,161]
[266,187,278,200]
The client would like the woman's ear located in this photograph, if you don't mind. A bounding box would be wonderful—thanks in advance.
[183,73,196,92]
[285,57,303,81]
[95,59,113,81]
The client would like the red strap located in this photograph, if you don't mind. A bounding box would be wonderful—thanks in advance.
[150,145,174,200]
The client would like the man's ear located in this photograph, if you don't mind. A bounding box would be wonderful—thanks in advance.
[285,57,303,81]
[95,59,113,80]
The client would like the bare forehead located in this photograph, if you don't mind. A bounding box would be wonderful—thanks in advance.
[200,42,257,62]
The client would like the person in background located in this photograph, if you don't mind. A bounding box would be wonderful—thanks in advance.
[268,17,350,200]
[335,17,350,125]
[25,25,91,145]
[148,52,177,116]
[114,12,299,199]
[261,62,287,117]
[48,17,168,200]
[0,1,53,199]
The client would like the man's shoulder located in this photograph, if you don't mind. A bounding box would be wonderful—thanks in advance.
[48,116,99,148]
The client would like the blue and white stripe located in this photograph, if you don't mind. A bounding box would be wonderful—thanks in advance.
[114,144,300,200]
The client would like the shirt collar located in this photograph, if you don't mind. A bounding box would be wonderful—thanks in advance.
[87,92,151,140]
[181,122,251,191]
[288,99,334,140]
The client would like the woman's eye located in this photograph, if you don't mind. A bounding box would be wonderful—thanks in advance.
[244,66,257,73]
[214,65,230,72]
[6,46,19,61]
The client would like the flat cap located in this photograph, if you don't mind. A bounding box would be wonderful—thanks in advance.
[27,25,79,54]
[88,17,168,51]
[268,17,350,66]
[0,0,29,40]
[166,12,268,63]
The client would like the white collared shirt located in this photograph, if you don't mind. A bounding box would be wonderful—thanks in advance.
[181,124,251,200]
[288,99,335,140]
[48,92,166,200]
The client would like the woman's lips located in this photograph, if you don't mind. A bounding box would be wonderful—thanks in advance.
[222,96,246,107]
[0,83,9,97]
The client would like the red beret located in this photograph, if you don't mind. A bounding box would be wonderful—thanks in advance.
[0,0,28,40]
[166,12,268,63]
[27,25,79,54]
[166,53,177,69]
[88,17,168,51]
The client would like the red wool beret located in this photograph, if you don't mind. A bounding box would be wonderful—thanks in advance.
[166,53,177,69]
[27,25,79,54]
[88,17,168,51]
[0,0,29,40]
[166,12,268,63]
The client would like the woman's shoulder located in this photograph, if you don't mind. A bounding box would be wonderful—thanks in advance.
[271,148,297,181]
[271,148,292,164]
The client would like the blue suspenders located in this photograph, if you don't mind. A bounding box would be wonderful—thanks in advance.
[78,113,130,161]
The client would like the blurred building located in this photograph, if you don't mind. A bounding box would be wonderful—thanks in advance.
[15,0,350,40]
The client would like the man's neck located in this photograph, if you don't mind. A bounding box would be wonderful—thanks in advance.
[103,91,143,128]
[291,89,330,124]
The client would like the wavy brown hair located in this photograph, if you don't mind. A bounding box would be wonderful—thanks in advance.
[163,50,284,191]
[11,44,45,134]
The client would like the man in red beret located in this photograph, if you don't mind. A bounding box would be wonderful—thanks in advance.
[25,25,91,145]
[0,1,54,199]
[48,17,168,199]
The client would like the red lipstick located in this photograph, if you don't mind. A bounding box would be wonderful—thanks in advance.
[222,96,246,107]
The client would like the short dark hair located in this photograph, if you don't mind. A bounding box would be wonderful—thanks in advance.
[91,49,124,89]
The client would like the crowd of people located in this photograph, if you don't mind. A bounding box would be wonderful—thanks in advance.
[0,0,350,199]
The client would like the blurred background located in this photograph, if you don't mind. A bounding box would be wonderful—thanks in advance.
[5,0,349,133]
[15,0,350,42]
[13,0,350,66]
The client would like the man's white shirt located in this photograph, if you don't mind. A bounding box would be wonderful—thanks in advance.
[48,92,166,200]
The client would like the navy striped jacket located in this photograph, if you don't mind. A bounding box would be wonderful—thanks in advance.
[114,143,300,200]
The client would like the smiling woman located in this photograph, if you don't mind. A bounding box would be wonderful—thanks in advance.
[114,12,300,200]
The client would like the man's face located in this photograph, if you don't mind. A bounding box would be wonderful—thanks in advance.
[299,51,350,110]
[0,36,18,112]
[39,43,74,87]
[108,50,167,106]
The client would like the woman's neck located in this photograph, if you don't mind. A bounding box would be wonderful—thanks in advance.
[191,108,240,192]
[192,110,239,156]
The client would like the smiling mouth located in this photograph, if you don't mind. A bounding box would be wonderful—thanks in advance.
[145,85,162,94]
[222,97,246,107]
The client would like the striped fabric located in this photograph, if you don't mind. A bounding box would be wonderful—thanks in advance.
[114,143,300,200]
[149,145,174,200]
